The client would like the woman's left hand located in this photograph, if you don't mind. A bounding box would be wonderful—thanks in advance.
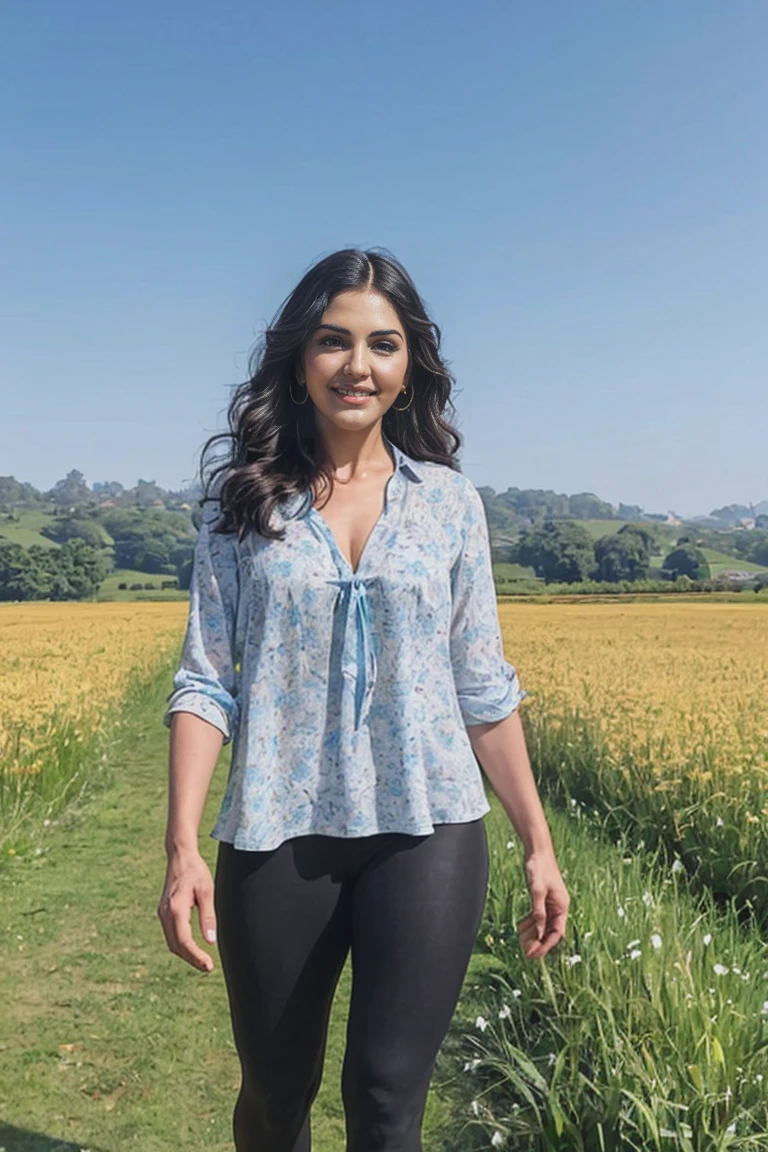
[517,849,570,960]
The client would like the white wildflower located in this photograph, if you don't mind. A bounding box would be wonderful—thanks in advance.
[463,1058,481,1072]
[470,1099,480,1116]
[671,859,684,874]
[642,890,654,907]
[617,905,626,918]
[491,1130,506,1147]
[713,964,729,977]
[761,1002,768,1016]
[651,933,663,951]
[475,1015,489,1031]
[566,954,582,967]
[498,1003,511,1020]
[630,949,642,960]
[716,816,724,827]
[511,989,522,998]
[703,933,712,946]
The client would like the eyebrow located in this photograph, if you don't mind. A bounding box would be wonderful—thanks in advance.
[315,323,404,339]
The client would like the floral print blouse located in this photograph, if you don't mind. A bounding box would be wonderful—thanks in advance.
[162,433,528,851]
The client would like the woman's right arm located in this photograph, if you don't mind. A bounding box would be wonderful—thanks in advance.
[158,497,241,973]
[157,711,224,973]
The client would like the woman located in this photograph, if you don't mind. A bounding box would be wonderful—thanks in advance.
[157,248,569,1152]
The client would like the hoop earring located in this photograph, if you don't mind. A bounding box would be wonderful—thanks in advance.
[290,378,309,405]
[392,384,413,412]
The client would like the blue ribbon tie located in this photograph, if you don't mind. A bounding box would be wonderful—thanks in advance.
[326,575,379,730]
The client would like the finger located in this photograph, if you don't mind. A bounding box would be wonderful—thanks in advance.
[547,909,569,940]
[518,917,546,960]
[522,933,548,959]
[532,925,566,958]
[517,912,538,935]
[157,900,178,952]
[518,915,561,960]
[517,914,541,940]
[157,894,184,954]
[524,909,569,959]
[196,880,217,948]
[163,891,213,972]
[517,916,538,945]
[530,887,547,942]
[173,911,214,972]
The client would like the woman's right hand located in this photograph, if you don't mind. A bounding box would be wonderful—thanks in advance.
[157,849,217,973]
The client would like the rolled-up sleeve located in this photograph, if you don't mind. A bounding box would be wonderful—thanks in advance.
[449,482,528,725]
[162,503,241,745]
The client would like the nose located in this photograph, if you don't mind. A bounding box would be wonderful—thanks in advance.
[344,341,370,379]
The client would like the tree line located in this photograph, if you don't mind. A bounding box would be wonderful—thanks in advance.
[499,520,768,589]
[0,506,198,601]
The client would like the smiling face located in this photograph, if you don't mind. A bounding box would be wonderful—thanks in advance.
[296,289,410,437]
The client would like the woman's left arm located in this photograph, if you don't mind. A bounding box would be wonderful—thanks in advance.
[448,479,569,959]
[467,710,570,959]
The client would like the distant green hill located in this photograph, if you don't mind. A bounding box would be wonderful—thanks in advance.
[0,507,196,600]
[490,515,768,585]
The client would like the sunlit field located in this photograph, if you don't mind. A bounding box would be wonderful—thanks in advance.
[0,601,187,755]
[498,600,768,913]
[450,599,768,1148]
[499,600,768,770]
[0,601,188,848]
[3,595,768,1146]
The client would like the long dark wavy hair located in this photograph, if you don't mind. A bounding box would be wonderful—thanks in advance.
[197,247,464,541]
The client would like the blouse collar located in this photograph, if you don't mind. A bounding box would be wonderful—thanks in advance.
[382,432,424,483]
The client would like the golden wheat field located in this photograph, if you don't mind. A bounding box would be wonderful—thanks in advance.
[0,601,189,767]
[4,597,767,782]
[499,599,768,773]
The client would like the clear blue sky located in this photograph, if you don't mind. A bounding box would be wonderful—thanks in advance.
[2,1,766,519]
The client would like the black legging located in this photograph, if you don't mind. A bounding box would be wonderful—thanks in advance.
[214,817,489,1152]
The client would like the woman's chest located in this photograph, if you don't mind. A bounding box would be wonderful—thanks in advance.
[241,496,459,602]
[310,478,390,576]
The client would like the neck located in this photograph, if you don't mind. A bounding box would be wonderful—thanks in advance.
[313,419,394,479]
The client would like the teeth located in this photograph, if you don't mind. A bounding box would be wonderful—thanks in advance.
[334,388,373,396]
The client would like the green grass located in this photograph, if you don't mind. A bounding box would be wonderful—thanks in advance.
[94,570,187,600]
[446,800,768,1151]
[0,662,463,1151]
[0,656,177,859]
[5,652,767,1150]
[698,548,768,576]
[0,511,61,549]
[493,562,539,584]
[523,698,768,921]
